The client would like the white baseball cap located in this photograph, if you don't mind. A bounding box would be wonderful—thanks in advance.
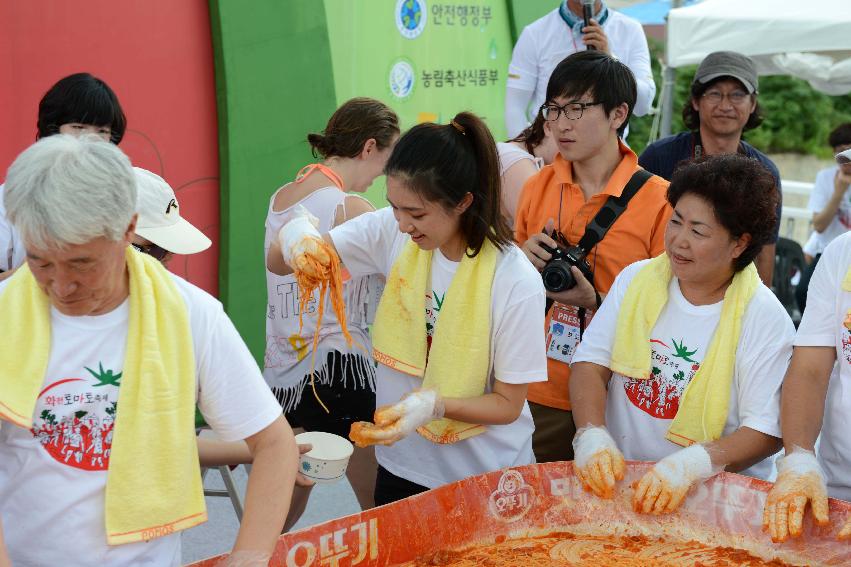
[134,167,211,255]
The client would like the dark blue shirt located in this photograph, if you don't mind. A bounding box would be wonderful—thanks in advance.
[638,131,782,242]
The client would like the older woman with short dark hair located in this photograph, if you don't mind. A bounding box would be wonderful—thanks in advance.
[567,154,793,514]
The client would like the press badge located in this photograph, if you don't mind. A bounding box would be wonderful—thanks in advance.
[546,303,590,364]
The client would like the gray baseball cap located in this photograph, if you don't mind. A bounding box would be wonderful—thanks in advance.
[693,51,758,94]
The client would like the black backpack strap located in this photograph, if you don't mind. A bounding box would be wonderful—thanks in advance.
[576,169,653,253]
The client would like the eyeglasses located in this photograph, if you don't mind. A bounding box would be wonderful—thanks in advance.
[132,242,171,262]
[701,90,751,105]
[540,101,603,122]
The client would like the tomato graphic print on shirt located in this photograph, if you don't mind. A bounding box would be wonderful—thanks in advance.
[622,338,701,419]
[425,289,445,354]
[30,362,120,472]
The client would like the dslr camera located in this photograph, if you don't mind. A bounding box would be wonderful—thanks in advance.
[540,231,594,292]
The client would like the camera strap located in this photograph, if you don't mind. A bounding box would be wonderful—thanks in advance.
[576,168,653,253]
[551,168,653,343]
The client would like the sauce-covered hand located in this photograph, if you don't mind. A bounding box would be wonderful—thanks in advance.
[633,444,715,515]
[572,425,625,499]
[763,448,830,542]
[839,516,851,540]
[350,390,444,447]
[278,205,332,278]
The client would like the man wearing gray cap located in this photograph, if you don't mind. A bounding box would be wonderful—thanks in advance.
[639,51,782,286]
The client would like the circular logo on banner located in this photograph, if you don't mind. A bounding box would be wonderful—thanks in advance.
[396,0,427,39]
[389,59,415,100]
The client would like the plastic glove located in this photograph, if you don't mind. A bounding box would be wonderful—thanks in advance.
[633,444,716,515]
[763,448,830,543]
[572,425,625,499]
[839,516,851,540]
[277,205,331,278]
[218,550,271,566]
[349,390,444,447]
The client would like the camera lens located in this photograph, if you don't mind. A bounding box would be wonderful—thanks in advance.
[542,260,576,292]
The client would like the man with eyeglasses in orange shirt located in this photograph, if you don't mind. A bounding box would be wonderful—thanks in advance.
[516,50,671,463]
[639,51,782,286]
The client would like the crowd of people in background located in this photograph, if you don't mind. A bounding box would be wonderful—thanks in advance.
[2,1,851,566]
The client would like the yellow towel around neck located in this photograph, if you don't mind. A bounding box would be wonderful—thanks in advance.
[372,239,497,444]
[0,248,206,545]
[610,254,760,447]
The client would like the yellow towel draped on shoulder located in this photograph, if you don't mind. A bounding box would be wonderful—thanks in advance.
[609,253,760,447]
[372,239,497,444]
[0,248,206,545]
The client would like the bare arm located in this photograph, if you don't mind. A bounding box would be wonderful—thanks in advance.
[501,159,538,224]
[569,361,612,429]
[0,268,16,283]
[197,438,252,467]
[704,427,782,473]
[231,416,298,556]
[756,244,775,287]
[779,345,835,453]
[442,381,530,425]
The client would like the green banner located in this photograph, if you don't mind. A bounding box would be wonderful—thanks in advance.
[324,0,513,205]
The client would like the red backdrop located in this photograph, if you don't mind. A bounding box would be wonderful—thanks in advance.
[0,1,220,295]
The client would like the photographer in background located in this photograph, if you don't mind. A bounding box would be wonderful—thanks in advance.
[795,124,851,313]
[639,52,781,287]
[516,51,671,463]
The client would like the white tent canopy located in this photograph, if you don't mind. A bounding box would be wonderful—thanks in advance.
[666,0,851,95]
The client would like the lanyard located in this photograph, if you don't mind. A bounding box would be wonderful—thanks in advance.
[294,163,344,190]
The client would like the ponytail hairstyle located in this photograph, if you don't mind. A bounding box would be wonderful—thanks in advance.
[384,111,512,257]
[307,97,400,159]
[510,112,546,156]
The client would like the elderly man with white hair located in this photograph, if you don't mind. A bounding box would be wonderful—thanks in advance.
[0,135,297,566]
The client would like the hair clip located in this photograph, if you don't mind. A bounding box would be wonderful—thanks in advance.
[450,119,466,135]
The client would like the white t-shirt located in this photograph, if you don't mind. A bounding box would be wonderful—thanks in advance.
[0,273,282,566]
[506,8,655,124]
[329,207,547,488]
[807,166,851,256]
[795,231,851,500]
[497,142,541,177]
[803,230,820,258]
[0,184,26,272]
[573,260,794,480]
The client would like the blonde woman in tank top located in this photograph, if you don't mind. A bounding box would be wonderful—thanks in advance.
[264,98,399,524]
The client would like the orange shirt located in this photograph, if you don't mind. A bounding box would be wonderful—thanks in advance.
[515,141,671,410]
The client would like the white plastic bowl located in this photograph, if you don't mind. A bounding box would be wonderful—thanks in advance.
[294,431,354,484]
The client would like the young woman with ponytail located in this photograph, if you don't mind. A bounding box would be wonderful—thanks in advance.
[263,97,399,517]
[270,111,547,504]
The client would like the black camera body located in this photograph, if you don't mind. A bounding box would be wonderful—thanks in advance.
[540,233,594,292]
